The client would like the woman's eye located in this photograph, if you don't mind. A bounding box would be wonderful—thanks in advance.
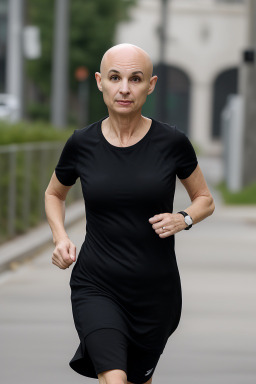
[110,75,119,81]
[109,75,141,82]
[131,77,141,82]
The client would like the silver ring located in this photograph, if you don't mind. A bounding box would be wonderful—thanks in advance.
[162,226,166,230]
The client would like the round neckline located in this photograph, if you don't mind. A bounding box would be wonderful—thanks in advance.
[98,117,155,151]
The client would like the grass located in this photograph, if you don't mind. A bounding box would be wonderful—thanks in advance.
[217,181,256,205]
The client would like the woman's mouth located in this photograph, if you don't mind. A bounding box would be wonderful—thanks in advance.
[116,100,133,106]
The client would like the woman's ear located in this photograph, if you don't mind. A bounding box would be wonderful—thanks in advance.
[147,75,158,95]
[95,72,102,92]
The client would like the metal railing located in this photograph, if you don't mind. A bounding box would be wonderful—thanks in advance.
[0,142,82,244]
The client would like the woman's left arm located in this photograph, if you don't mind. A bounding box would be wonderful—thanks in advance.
[179,164,215,225]
[149,165,215,237]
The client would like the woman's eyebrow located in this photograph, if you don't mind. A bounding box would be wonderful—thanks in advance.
[131,71,144,76]
[108,69,120,74]
[108,69,144,76]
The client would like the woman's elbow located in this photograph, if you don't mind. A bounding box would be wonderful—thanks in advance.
[208,195,215,216]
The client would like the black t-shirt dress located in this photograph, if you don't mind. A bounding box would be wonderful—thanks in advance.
[55,117,198,378]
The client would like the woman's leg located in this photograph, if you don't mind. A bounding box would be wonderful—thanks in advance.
[127,378,152,384]
[98,368,127,384]
[85,329,128,384]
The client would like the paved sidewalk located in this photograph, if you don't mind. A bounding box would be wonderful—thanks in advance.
[0,199,85,274]
[0,155,256,383]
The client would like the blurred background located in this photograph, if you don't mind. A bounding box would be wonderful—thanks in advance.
[0,1,255,383]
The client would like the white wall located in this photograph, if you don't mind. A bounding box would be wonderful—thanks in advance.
[115,0,248,153]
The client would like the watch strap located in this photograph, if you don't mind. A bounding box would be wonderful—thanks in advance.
[177,211,192,230]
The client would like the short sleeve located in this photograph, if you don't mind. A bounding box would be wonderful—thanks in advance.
[174,128,198,179]
[55,131,79,186]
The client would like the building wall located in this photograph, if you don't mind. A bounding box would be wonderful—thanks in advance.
[115,0,248,153]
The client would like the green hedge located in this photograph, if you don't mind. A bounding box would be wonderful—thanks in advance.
[0,145,82,244]
[0,121,82,244]
[0,120,75,145]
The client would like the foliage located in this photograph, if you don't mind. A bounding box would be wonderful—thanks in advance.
[0,143,81,244]
[26,0,136,122]
[26,0,55,100]
[26,102,50,121]
[0,120,75,145]
[217,181,256,205]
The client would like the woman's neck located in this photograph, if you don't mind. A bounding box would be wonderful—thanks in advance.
[103,112,148,143]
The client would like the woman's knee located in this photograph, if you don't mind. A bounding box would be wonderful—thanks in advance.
[98,368,127,384]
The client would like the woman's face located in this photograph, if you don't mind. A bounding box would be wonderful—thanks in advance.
[95,46,157,116]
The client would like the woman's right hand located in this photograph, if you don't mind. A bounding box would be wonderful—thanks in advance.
[52,237,76,269]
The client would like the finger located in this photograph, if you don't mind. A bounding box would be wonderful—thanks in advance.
[153,221,169,230]
[61,253,72,266]
[52,253,67,267]
[159,224,184,237]
[57,246,73,266]
[56,258,70,269]
[52,257,67,269]
[53,250,71,268]
[61,257,72,268]
[69,243,76,261]
[53,249,68,265]
[155,225,171,234]
[159,229,173,238]
[148,213,165,223]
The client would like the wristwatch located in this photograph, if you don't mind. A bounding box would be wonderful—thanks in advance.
[177,211,193,230]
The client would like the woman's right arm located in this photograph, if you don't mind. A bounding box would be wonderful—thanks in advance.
[45,171,76,269]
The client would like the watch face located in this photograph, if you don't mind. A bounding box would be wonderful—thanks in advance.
[185,216,193,226]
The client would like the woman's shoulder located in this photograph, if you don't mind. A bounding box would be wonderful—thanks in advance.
[73,119,102,147]
[151,118,186,143]
[74,119,100,138]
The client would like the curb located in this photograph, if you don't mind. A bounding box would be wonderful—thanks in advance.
[0,200,85,274]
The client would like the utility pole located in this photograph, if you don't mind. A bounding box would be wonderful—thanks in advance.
[51,0,70,129]
[6,0,24,120]
[156,0,168,122]
[239,0,256,187]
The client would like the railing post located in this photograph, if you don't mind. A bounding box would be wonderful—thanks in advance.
[8,146,17,237]
[39,145,48,220]
[22,148,32,230]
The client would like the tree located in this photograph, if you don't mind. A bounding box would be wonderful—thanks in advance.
[26,0,136,123]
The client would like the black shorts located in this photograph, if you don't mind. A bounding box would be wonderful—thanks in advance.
[84,328,162,384]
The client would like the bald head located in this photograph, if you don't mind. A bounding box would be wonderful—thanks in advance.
[100,43,153,79]
[95,44,158,109]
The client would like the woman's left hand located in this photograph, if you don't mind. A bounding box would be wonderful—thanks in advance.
[149,213,186,238]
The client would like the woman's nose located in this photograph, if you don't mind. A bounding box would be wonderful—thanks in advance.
[119,79,130,94]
